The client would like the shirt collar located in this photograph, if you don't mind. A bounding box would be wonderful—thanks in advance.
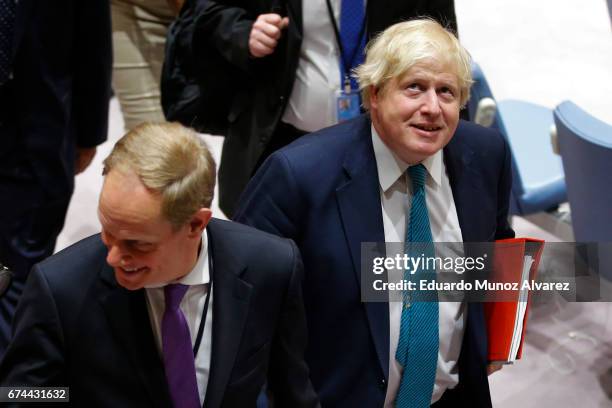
[145,230,210,288]
[176,230,209,286]
[371,124,442,192]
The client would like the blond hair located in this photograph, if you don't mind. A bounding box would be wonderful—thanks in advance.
[103,122,216,227]
[355,18,473,109]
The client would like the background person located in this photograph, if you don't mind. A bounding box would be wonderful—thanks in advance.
[111,0,182,130]
[0,0,112,356]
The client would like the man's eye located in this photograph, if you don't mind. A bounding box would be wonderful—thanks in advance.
[406,83,421,91]
[440,86,454,95]
[134,243,154,252]
[125,240,153,252]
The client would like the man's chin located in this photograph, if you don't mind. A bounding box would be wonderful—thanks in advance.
[410,137,450,159]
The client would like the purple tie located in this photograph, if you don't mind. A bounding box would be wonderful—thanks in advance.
[162,284,200,408]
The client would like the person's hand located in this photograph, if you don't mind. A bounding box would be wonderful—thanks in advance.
[166,0,184,15]
[249,13,289,58]
[75,147,97,175]
[487,362,504,375]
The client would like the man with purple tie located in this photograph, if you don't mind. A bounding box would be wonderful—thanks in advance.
[0,123,319,407]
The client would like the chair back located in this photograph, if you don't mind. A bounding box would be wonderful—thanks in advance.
[470,63,566,215]
[554,101,612,242]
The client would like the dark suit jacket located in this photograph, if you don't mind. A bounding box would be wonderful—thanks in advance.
[0,219,319,407]
[194,0,457,216]
[234,115,515,407]
[0,0,111,200]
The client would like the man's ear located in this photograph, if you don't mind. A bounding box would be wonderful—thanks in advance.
[369,85,379,110]
[188,208,212,237]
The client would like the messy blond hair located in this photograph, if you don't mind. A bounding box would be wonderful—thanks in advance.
[103,122,216,227]
[355,18,473,109]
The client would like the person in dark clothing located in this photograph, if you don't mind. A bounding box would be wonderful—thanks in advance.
[0,0,112,355]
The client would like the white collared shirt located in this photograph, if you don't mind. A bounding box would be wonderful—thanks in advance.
[145,231,213,406]
[282,0,367,132]
[282,0,340,132]
[370,125,466,406]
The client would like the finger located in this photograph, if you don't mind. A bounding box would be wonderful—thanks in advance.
[255,20,282,40]
[486,363,503,375]
[252,28,278,48]
[259,13,283,26]
[249,39,274,58]
[280,16,289,29]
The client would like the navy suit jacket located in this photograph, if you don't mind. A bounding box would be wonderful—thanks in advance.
[0,219,319,407]
[234,114,515,407]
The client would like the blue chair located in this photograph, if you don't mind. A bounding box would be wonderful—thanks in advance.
[469,63,567,215]
[554,101,612,242]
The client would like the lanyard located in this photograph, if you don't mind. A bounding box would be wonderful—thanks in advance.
[192,244,213,357]
[324,0,367,92]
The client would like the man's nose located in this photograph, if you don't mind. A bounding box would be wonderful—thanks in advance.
[421,89,441,116]
[106,244,126,267]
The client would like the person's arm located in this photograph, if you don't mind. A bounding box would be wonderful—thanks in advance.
[72,0,112,151]
[0,266,67,389]
[494,135,515,240]
[487,133,515,375]
[267,240,320,407]
[193,1,289,73]
[234,151,304,239]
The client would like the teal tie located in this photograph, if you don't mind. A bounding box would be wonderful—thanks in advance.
[395,164,439,408]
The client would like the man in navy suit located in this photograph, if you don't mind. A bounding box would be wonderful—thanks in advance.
[235,19,514,407]
[0,123,319,407]
[0,0,112,354]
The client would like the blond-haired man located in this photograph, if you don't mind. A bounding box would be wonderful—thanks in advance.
[236,19,514,407]
[0,123,319,407]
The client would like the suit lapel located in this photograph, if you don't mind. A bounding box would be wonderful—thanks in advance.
[335,115,390,379]
[203,220,253,408]
[99,266,171,408]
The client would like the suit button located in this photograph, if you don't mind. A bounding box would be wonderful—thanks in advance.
[379,378,386,390]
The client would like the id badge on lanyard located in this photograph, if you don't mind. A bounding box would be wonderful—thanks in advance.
[335,77,361,123]
[325,0,366,123]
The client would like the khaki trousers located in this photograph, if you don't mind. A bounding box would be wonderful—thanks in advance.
[111,0,175,131]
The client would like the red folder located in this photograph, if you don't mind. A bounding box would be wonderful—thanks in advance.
[484,238,545,363]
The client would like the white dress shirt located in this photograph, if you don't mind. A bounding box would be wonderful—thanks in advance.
[145,231,213,406]
[370,126,466,406]
[282,0,367,132]
[282,0,341,132]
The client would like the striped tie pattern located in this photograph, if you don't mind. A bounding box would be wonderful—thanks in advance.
[395,164,439,408]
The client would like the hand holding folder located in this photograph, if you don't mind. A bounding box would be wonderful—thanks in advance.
[484,238,545,364]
